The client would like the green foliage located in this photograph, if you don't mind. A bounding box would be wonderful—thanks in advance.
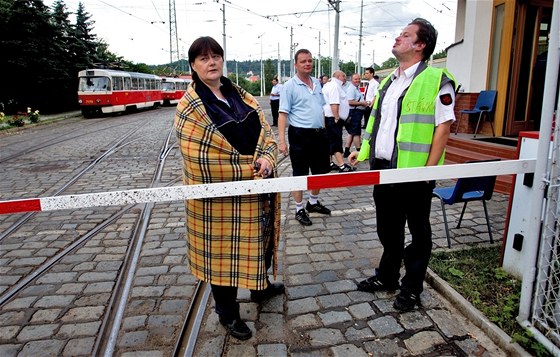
[0,0,123,113]
[380,57,399,70]
[433,49,447,60]
[27,107,40,123]
[430,246,553,356]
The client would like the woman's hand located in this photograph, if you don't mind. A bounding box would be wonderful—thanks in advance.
[254,158,272,178]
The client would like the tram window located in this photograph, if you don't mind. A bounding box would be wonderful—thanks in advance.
[162,82,174,91]
[147,79,153,90]
[79,77,108,92]
[131,78,138,90]
[112,77,124,91]
[124,78,131,90]
[138,79,145,90]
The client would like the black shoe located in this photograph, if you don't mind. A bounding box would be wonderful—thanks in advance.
[219,317,252,340]
[343,149,351,158]
[356,275,398,293]
[338,163,354,172]
[295,209,312,226]
[330,162,339,171]
[306,201,331,215]
[393,290,421,312]
[250,282,285,303]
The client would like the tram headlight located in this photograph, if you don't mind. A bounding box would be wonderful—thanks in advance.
[78,99,83,104]
[96,99,101,103]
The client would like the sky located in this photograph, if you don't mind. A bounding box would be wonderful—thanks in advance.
[45,0,457,69]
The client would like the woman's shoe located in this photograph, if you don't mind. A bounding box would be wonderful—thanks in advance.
[219,317,252,340]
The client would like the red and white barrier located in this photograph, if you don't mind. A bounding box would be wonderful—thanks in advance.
[0,159,536,215]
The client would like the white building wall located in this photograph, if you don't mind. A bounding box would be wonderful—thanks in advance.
[447,0,493,93]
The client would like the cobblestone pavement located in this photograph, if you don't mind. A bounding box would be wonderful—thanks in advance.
[0,102,526,356]
[191,154,521,356]
[192,99,524,356]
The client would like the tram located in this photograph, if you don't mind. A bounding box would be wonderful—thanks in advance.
[161,77,191,106]
[78,69,163,118]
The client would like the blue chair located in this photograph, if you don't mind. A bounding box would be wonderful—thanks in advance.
[432,159,499,248]
[455,90,497,137]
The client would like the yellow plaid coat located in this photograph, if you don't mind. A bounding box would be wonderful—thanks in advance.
[174,81,280,290]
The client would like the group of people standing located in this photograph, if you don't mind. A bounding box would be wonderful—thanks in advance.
[173,17,456,341]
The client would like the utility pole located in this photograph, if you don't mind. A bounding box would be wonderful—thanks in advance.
[259,33,264,96]
[289,27,295,77]
[317,31,322,78]
[327,0,341,71]
[169,0,179,73]
[277,43,281,81]
[221,4,227,75]
[358,0,363,75]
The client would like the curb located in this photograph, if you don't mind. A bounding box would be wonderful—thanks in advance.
[425,268,530,356]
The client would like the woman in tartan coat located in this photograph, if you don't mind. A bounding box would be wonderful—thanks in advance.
[174,37,283,340]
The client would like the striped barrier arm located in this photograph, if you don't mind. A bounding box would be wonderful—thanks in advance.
[0,159,536,215]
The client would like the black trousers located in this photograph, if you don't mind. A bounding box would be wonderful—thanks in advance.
[270,100,279,126]
[211,231,276,320]
[372,175,435,295]
[363,106,372,128]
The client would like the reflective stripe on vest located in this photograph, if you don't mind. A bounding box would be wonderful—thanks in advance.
[396,67,442,168]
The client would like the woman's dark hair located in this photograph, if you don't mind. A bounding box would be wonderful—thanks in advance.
[409,18,437,61]
[188,36,223,66]
[188,36,224,82]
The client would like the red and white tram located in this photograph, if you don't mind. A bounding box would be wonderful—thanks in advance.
[161,77,191,106]
[78,69,163,118]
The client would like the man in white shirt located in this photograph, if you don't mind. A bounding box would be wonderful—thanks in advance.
[362,67,379,128]
[344,73,369,158]
[349,18,456,312]
[269,77,282,126]
[323,70,353,172]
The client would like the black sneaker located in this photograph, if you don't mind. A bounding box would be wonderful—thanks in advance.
[343,149,351,158]
[305,201,331,215]
[356,275,399,293]
[338,164,354,172]
[330,162,339,171]
[219,317,252,340]
[393,290,421,312]
[250,282,285,303]
[295,209,312,226]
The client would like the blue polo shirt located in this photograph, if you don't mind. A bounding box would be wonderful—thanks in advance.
[279,75,325,128]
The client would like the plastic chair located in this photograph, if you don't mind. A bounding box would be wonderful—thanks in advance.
[455,90,497,137]
[432,159,499,248]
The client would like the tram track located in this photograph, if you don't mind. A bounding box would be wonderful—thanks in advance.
[0,124,146,243]
[0,116,150,165]
[0,103,285,356]
[0,117,177,307]
[95,128,178,356]
[0,110,187,356]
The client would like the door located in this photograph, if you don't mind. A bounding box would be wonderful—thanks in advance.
[505,1,552,136]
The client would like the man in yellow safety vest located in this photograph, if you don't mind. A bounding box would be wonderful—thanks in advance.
[348,18,456,312]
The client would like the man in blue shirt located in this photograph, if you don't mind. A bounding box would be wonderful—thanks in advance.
[278,49,331,226]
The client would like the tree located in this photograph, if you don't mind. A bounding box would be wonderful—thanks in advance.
[50,0,78,110]
[339,60,357,76]
[73,2,97,70]
[380,57,399,70]
[2,0,59,112]
[264,59,276,94]
[433,49,446,60]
